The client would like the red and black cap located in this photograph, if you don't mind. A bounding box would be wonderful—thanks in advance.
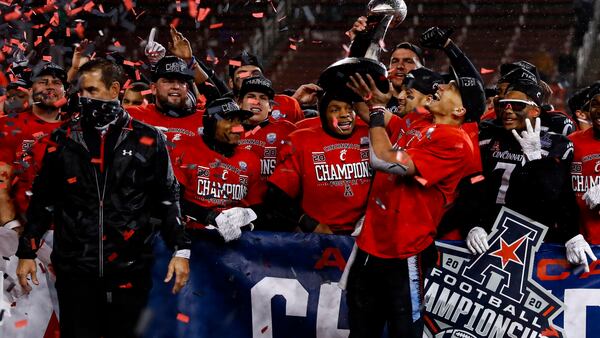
[402,67,444,95]
[239,76,275,100]
[31,62,67,84]
[152,56,195,82]
[205,97,253,121]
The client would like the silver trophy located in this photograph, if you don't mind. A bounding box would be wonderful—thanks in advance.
[319,0,407,95]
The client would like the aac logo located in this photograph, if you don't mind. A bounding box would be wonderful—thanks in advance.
[423,208,565,338]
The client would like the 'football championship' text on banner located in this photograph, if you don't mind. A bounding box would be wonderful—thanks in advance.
[145,209,600,338]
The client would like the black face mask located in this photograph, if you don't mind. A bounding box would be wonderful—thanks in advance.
[79,96,123,129]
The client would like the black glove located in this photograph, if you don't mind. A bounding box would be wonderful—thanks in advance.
[420,27,453,49]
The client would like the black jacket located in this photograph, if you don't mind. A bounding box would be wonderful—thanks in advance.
[16,112,191,277]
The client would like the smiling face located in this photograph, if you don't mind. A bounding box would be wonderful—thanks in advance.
[214,116,244,145]
[427,81,463,117]
[324,99,355,136]
[240,91,271,124]
[152,77,189,110]
[499,91,540,131]
[31,74,65,109]
[388,48,421,90]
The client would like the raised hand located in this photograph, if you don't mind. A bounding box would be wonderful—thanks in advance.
[144,28,166,65]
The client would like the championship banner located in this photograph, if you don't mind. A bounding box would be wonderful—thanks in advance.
[146,209,600,338]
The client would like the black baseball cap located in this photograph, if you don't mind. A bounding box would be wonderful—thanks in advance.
[445,66,486,122]
[498,68,538,86]
[568,85,595,114]
[31,62,67,84]
[506,79,543,106]
[228,51,264,79]
[152,56,194,82]
[205,97,252,121]
[392,42,425,66]
[239,76,275,100]
[500,61,540,83]
[402,68,443,95]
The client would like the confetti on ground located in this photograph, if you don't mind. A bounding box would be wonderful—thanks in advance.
[15,319,27,328]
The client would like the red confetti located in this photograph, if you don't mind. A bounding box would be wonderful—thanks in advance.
[49,12,59,26]
[30,238,37,250]
[47,146,57,153]
[196,7,211,22]
[83,1,95,12]
[44,27,53,38]
[415,176,428,186]
[123,60,135,66]
[228,60,241,67]
[289,44,297,51]
[244,125,261,137]
[114,41,121,48]
[470,175,485,184]
[480,68,495,75]
[231,125,244,133]
[123,229,135,241]
[123,79,132,89]
[170,18,180,28]
[4,10,22,22]
[91,158,102,164]
[65,27,71,37]
[139,136,155,146]
[14,319,28,328]
[119,282,133,289]
[123,0,133,11]
[140,89,153,96]
[67,177,77,184]
[176,313,190,323]
[42,55,52,62]
[34,36,43,47]
[135,69,141,81]
[99,4,105,13]
[75,22,85,38]
[108,252,118,262]
[209,23,223,29]
[176,0,181,12]
[252,12,264,18]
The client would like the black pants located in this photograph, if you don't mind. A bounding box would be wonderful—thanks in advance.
[55,272,152,338]
[346,244,437,338]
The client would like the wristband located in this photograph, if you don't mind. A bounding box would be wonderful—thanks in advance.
[187,56,197,69]
[369,108,386,128]
[174,249,191,259]
[3,219,22,230]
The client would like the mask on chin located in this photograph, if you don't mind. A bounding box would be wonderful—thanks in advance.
[79,96,123,129]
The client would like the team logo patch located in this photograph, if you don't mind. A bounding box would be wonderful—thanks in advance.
[571,161,583,175]
[423,208,565,338]
[271,110,283,120]
[266,133,277,144]
[238,161,248,171]
[197,166,209,178]
[312,152,326,164]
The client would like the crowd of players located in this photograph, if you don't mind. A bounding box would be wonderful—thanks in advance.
[0,19,599,338]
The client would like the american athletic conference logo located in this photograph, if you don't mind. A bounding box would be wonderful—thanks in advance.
[423,207,565,338]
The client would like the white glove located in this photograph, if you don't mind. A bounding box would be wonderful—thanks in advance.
[566,234,597,272]
[221,207,257,229]
[213,207,257,242]
[466,226,489,255]
[144,28,166,65]
[512,117,542,161]
[582,183,600,211]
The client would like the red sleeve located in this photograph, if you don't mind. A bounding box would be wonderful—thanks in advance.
[385,114,405,137]
[407,127,471,187]
[268,135,302,198]
[242,154,264,206]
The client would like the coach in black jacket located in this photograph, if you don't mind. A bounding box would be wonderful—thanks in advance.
[16,58,191,338]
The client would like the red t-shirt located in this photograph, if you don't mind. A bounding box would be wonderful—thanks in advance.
[270,95,304,124]
[171,135,262,229]
[0,111,62,164]
[239,120,297,198]
[569,128,600,244]
[268,124,372,233]
[295,116,320,130]
[127,104,204,143]
[357,114,476,258]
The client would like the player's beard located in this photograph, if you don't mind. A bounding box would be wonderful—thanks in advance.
[156,91,194,117]
[32,90,61,110]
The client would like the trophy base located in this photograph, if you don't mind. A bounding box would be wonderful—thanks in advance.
[318,57,390,99]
